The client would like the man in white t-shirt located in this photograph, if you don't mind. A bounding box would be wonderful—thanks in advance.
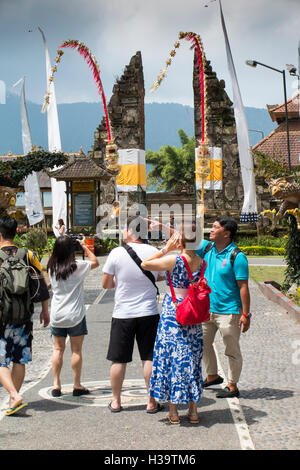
[102,216,165,414]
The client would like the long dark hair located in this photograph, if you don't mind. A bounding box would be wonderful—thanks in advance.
[47,236,77,281]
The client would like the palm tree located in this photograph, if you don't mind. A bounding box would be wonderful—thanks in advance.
[146,129,195,193]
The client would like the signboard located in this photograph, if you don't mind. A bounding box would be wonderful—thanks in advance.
[73,192,94,226]
[73,182,94,192]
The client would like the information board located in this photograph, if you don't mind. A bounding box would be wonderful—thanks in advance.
[74,192,94,226]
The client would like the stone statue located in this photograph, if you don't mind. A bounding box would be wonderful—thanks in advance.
[0,186,20,217]
[268,176,300,214]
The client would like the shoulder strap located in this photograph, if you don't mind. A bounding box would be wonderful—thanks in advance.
[230,247,242,267]
[203,242,213,256]
[180,256,193,281]
[122,243,159,296]
[0,250,9,262]
[13,248,27,261]
[167,272,177,306]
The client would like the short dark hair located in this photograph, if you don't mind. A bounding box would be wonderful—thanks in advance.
[0,216,17,240]
[215,216,238,240]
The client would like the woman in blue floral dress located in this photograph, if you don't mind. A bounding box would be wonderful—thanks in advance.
[141,227,205,424]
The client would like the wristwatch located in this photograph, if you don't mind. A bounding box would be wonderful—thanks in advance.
[242,312,252,319]
[160,248,167,254]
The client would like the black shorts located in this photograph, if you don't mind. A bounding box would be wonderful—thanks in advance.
[107,315,160,363]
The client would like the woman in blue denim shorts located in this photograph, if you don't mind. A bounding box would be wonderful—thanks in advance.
[47,236,99,397]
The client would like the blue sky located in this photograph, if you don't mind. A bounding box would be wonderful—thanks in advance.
[0,0,299,108]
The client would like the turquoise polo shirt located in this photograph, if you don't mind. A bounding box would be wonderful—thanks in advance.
[196,239,249,314]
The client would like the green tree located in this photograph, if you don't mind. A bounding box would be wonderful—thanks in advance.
[146,129,195,192]
[0,148,68,188]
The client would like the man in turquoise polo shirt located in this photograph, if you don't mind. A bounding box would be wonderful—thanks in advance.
[196,216,251,398]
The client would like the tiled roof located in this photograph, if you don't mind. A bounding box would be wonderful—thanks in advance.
[252,120,300,168]
[268,92,299,122]
[47,154,116,180]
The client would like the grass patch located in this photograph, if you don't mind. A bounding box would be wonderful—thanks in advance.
[249,266,300,307]
[249,266,286,285]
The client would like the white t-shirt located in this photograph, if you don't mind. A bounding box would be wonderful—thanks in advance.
[49,260,92,328]
[102,243,164,319]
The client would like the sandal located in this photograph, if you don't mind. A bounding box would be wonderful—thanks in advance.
[186,412,199,424]
[166,413,180,425]
[5,401,28,416]
[146,403,164,414]
[108,402,123,413]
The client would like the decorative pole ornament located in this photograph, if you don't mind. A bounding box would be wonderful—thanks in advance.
[41,39,120,174]
[150,31,211,231]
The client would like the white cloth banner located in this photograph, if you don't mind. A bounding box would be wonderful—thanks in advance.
[18,77,44,225]
[117,149,146,192]
[195,146,222,190]
[219,0,258,223]
[39,27,66,236]
[298,40,300,164]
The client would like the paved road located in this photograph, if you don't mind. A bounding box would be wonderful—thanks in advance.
[248,257,286,266]
[0,257,299,452]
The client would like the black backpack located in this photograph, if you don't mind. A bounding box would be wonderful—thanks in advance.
[0,248,33,326]
[202,243,242,268]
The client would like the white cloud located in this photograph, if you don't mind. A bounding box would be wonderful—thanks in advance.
[0,0,298,108]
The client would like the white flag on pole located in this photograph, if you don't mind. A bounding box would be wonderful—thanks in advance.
[39,27,67,237]
[219,0,258,223]
[14,77,44,225]
[298,40,300,164]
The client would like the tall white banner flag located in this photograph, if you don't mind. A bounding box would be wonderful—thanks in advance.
[298,40,300,163]
[14,77,44,225]
[219,0,258,223]
[39,27,66,236]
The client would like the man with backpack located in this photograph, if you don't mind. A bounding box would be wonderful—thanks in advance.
[0,216,50,415]
[196,216,251,398]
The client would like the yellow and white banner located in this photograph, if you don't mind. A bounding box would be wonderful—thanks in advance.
[195,146,222,190]
[116,149,146,192]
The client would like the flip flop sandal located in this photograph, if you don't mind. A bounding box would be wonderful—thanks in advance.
[166,413,180,425]
[5,402,28,416]
[146,403,164,414]
[186,413,199,424]
[108,402,123,413]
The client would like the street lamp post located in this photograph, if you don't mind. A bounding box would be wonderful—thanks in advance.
[249,129,265,140]
[246,60,292,172]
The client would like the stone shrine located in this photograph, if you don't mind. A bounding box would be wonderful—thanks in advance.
[193,53,244,219]
[89,51,146,207]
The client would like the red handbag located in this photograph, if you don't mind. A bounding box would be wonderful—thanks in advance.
[167,256,211,326]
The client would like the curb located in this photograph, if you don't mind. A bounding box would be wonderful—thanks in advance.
[258,282,300,324]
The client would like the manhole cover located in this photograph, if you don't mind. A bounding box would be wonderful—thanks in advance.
[39,379,148,407]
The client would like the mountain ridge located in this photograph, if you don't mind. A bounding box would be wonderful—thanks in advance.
[0,94,276,156]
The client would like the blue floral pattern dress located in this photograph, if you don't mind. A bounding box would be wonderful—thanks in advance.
[149,256,204,404]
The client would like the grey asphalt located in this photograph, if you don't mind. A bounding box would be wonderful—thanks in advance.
[0,257,300,451]
[248,257,286,266]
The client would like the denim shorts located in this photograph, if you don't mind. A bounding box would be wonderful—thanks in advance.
[50,316,88,338]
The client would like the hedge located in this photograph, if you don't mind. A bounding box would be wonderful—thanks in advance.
[240,246,286,256]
